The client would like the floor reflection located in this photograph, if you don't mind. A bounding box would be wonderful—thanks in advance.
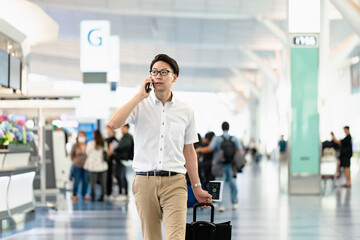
[1,158,360,240]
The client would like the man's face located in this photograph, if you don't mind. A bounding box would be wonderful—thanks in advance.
[150,61,177,93]
[344,128,349,135]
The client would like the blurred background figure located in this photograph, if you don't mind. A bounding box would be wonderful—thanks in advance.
[198,131,215,190]
[104,126,119,198]
[113,124,134,199]
[197,122,244,212]
[84,130,108,201]
[70,131,90,202]
[278,135,287,162]
[332,126,353,188]
[249,138,259,163]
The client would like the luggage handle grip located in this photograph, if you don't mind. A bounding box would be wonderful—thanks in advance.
[193,203,214,222]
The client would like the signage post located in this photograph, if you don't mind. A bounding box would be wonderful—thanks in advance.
[288,0,321,194]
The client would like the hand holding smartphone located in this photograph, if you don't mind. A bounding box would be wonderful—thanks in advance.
[145,82,152,93]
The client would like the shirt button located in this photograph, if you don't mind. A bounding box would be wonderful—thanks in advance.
[162,122,164,125]
[161,135,163,138]
[163,110,165,112]
[160,148,162,151]
[159,161,161,164]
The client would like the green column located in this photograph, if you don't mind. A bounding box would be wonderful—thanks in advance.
[290,39,320,194]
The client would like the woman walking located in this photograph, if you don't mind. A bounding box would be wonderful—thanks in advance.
[84,130,108,201]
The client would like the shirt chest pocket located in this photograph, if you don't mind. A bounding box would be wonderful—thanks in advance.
[170,123,185,142]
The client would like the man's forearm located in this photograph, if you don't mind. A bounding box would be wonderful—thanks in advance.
[108,93,142,129]
[184,144,212,203]
[184,146,201,187]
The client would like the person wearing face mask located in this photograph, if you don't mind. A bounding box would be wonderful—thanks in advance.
[70,131,91,201]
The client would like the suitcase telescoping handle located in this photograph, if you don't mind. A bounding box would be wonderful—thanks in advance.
[193,203,214,222]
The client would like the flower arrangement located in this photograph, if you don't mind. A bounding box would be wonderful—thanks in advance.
[0,114,34,146]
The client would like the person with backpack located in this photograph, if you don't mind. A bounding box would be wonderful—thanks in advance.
[197,122,244,212]
[113,124,134,198]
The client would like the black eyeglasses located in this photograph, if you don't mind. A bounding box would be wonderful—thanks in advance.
[149,69,173,76]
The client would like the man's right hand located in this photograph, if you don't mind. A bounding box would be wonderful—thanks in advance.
[139,77,153,99]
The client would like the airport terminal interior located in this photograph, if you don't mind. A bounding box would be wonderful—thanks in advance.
[1,0,360,239]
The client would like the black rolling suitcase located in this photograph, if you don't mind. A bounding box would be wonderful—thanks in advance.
[185,203,232,240]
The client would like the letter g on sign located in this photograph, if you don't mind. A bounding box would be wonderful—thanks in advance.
[87,28,102,47]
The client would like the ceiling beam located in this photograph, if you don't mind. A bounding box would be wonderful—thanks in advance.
[238,47,279,86]
[330,33,360,66]
[229,66,260,100]
[256,15,287,46]
[29,52,263,70]
[31,37,284,54]
[330,0,360,37]
[29,1,272,20]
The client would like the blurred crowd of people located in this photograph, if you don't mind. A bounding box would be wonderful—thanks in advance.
[69,125,134,202]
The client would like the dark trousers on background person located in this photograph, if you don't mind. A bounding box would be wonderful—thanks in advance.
[115,160,128,195]
[199,161,214,190]
[89,171,107,201]
[106,156,114,196]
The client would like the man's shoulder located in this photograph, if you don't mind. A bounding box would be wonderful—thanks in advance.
[230,135,238,143]
[124,133,133,139]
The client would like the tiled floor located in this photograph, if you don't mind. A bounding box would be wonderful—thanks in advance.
[1,157,360,240]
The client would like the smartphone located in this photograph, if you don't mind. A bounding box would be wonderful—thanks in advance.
[145,83,152,93]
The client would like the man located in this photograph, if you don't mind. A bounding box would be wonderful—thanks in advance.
[197,121,243,212]
[113,124,133,198]
[332,126,353,187]
[278,135,287,162]
[108,54,212,240]
[105,126,118,197]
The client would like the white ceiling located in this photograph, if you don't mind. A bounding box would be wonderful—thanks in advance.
[27,0,354,95]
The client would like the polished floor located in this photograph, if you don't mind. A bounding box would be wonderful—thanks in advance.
[1,156,360,240]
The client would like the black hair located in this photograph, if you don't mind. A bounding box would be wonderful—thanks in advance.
[221,122,229,131]
[150,54,179,76]
[344,126,350,130]
[205,131,215,142]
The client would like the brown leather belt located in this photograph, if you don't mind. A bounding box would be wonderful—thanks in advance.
[136,171,179,177]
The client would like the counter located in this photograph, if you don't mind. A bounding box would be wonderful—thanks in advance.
[0,149,35,220]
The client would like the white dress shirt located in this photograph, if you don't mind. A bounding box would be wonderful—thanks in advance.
[126,92,198,174]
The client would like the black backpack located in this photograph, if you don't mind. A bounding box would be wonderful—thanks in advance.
[221,136,236,163]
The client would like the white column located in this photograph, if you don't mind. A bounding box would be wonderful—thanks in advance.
[330,0,360,37]
[319,0,331,139]
[38,107,46,205]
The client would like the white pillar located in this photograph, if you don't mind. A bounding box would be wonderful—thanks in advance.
[38,107,46,205]
[330,0,360,37]
[319,0,331,139]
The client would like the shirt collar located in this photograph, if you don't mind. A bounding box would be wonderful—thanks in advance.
[150,91,175,107]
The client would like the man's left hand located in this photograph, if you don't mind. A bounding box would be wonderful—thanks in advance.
[193,187,212,203]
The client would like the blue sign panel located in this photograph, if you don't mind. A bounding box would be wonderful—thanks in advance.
[78,122,96,142]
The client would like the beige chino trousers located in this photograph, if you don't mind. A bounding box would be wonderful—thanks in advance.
[132,173,188,240]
